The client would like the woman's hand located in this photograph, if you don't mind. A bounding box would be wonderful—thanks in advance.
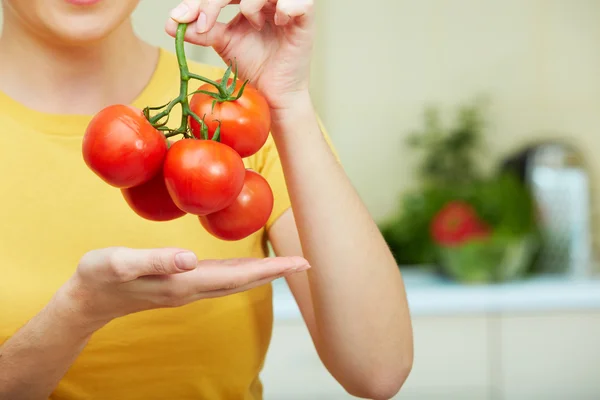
[59,247,309,332]
[165,0,315,111]
[0,247,307,400]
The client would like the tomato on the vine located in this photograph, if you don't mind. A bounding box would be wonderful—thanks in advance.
[189,79,271,158]
[199,169,274,241]
[82,104,167,188]
[121,166,187,222]
[81,25,274,232]
[163,139,246,216]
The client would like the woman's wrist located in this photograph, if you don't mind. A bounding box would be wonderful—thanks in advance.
[270,90,316,131]
[51,279,108,339]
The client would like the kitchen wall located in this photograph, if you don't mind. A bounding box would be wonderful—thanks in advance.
[311,0,600,242]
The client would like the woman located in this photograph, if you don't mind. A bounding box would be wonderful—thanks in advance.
[0,0,413,399]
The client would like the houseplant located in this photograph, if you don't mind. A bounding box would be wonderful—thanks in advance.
[380,98,540,283]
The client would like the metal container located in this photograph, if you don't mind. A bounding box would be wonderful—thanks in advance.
[501,142,594,278]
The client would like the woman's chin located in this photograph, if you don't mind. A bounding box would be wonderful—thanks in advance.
[46,18,123,45]
[2,0,140,46]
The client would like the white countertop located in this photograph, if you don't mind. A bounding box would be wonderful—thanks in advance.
[272,268,600,319]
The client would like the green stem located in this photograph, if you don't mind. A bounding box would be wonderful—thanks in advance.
[187,109,208,140]
[148,24,212,137]
[189,73,228,97]
[212,121,221,142]
[176,23,192,136]
[148,97,181,125]
[144,23,244,138]
[165,131,182,138]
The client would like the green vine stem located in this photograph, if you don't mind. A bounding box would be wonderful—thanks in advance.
[146,23,201,138]
[144,23,249,141]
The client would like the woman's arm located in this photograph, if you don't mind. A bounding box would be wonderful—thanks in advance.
[0,286,94,400]
[268,92,414,400]
[165,1,414,397]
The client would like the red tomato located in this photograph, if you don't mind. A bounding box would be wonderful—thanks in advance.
[189,79,271,158]
[199,169,274,241]
[82,104,167,188]
[163,139,246,215]
[121,167,187,222]
[430,201,491,247]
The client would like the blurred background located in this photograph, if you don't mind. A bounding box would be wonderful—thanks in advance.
[5,0,599,398]
[137,1,600,399]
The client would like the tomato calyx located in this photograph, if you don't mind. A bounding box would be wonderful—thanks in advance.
[142,23,202,140]
[188,62,249,109]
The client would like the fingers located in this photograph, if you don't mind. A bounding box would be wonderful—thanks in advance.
[166,0,315,50]
[169,0,200,22]
[166,0,235,50]
[78,247,199,283]
[275,0,314,27]
[165,17,231,50]
[131,256,309,306]
[196,273,288,300]
[239,0,269,30]
[192,256,309,291]
[169,0,234,33]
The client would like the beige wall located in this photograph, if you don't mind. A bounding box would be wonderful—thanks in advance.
[131,0,184,53]
[313,0,600,225]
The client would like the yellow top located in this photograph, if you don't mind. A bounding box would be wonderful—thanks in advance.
[0,49,295,399]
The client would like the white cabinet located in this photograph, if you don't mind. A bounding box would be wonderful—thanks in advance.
[261,312,600,399]
[261,316,492,400]
[400,316,492,400]
[261,320,350,399]
[498,311,600,400]
[263,273,600,399]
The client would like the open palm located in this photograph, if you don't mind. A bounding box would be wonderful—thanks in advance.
[165,0,315,110]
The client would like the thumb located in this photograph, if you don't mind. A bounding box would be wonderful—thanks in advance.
[79,247,199,283]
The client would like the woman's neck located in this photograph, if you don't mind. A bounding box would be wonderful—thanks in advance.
[0,18,159,115]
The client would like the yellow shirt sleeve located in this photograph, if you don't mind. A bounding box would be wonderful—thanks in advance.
[256,117,340,230]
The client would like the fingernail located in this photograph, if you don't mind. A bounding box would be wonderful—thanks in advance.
[252,14,266,31]
[170,3,190,20]
[291,264,310,273]
[275,12,290,26]
[196,12,208,33]
[175,252,198,270]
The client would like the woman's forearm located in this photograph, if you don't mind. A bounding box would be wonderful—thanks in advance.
[0,284,93,400]
[271,92,414,398]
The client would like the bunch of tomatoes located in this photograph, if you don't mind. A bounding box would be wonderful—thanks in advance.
[81,27,275,241]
